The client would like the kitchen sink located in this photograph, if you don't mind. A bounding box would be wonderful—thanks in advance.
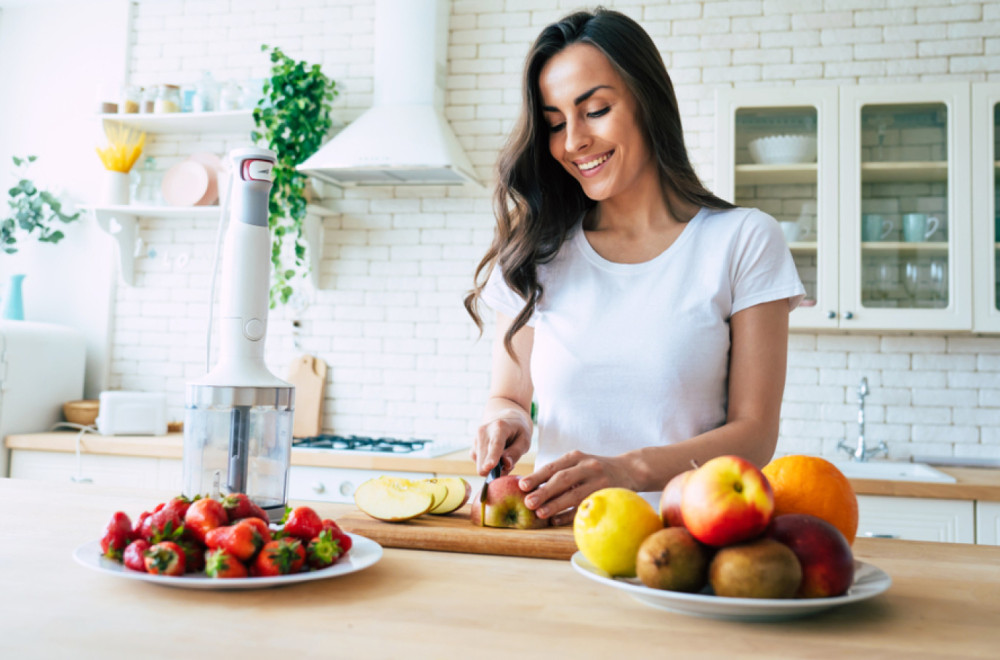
[829,460,957,483]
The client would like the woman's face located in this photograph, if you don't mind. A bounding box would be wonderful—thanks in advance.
[538,43,654,202]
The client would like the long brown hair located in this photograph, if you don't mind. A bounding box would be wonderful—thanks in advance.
[464,7,734,357]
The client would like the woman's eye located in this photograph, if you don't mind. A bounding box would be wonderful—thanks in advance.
[549,122,565,133]
[587,107,610,119]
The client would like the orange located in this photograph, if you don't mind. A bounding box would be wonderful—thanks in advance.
[762,455,859,545]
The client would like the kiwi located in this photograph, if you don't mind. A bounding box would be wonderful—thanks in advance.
[636,527,711,593]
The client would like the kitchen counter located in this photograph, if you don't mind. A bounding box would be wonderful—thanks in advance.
[1,477,998,659]
[6,431,1000,500]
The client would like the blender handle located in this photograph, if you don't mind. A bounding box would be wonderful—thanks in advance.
[227,405,251,494]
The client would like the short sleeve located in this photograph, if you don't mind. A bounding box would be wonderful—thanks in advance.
[480,264,535,326]
[730,209,806,315]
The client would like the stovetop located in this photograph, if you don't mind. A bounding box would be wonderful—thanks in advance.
[292,434,463,458]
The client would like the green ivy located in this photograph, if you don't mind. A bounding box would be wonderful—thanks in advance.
[2,155,80,255]
[251,45,338,307]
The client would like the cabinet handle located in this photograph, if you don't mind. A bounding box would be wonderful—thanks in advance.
[827,310,837,319]
[311,482,326,494]
[861,532,899,539]
[844,311,854,320]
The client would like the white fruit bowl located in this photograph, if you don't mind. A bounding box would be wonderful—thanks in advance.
[747,134,817,165]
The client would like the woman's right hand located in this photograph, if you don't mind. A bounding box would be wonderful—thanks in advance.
[470,408,532,477]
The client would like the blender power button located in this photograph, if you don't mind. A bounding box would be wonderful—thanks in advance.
[244,318,265,340]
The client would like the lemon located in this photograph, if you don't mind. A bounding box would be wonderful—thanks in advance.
[573,488,664,578]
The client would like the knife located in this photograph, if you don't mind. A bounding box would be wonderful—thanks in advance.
[479,461,503,527]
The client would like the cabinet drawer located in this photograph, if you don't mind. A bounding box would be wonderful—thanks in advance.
[9,450,173,490]
[975,501,1000,545]
[856,495,975,544]
[288,466,435,504]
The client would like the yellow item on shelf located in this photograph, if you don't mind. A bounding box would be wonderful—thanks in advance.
[96,122,146,173]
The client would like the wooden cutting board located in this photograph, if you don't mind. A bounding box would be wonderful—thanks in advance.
[337,508,577,560]
[286,354,327,438]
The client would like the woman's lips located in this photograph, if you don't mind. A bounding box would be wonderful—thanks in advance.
[575,150,613,177]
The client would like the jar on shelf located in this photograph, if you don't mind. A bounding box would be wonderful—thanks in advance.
[153,84,181,113]
[218,80,243,111]
[191,71,218,113]
[132,157,162,204]
[141,86,157,113]
[119,85,140,114]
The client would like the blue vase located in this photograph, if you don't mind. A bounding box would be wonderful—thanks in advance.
[2,274,26,320]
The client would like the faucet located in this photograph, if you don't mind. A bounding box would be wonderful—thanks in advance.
[837,377,888,462]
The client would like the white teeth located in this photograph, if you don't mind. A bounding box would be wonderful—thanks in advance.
[578,153,611,171]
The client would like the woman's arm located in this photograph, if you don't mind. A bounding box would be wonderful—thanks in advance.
[519,298,790,524]
[470,312,535,476]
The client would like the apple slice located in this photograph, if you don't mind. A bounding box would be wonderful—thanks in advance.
[427,477,472,515]
[354,477,435,522]
[411,478,448,511]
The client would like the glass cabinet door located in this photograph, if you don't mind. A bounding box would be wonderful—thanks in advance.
[840,84,971,330]
[715,87,839,329]
[972,83,1000,331]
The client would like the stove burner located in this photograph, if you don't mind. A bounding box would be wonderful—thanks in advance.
[293,434,433,454]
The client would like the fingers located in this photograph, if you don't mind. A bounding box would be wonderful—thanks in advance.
[549,508,577,527]
[473,418,530,476]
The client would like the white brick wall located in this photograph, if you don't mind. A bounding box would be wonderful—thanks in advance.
[111,0,1000,461]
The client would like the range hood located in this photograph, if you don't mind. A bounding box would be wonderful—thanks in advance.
[298,0,480,187]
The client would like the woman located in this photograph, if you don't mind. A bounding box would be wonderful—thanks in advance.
[464,8,804,526]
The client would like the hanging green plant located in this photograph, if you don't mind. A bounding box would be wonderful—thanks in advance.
[2,155,80,254]
[252,44,338,306]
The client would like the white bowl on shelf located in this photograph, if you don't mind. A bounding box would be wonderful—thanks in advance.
[747,134,817,165]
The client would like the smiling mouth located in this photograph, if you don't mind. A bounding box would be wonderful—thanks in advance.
[576,150,613,172]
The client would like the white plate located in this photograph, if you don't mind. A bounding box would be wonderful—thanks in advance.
[571,552,891,622]
[73,533,382,590]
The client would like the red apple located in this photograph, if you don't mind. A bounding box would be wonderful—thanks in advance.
[680,455,774,547]
[659,469,693,527]
[469,475,548,529]
[766,513,855,598]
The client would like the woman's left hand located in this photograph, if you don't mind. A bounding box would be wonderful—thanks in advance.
[517,450,638,527]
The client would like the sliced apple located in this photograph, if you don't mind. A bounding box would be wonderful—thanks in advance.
[354,477,434,522]
[427,477,472,515]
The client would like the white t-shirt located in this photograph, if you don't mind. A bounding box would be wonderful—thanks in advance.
[481,206,805,480]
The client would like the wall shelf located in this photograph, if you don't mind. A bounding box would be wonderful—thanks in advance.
[735,163,817,185]
[861,161,948,182]
[82,203,335,287]
[97,110,255,134]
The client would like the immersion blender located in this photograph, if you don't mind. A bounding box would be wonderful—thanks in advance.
[182,147,295,521]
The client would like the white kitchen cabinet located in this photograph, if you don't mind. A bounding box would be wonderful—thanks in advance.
[975,501,1000,545]
[9,449,181,491]
[716,83,975,331]
[856,495,975,544]
[971,83,1000,332]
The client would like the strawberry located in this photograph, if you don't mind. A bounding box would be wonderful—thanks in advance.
[239,516,272,546]
[205,520,265,562]
[251,538,305,576]
[143,541,186,576]
[205,549,248,579]
[331,527,352,554]
[306,529,345,570]
[320,518,342,534]
[163,494,199,520]
[100,512,133,561]
[140,505,184,543]
[283,506,323,542]
[175,537,206,573]
[184,497,227,543]
[122,539,150,572]
[221,493,269,522]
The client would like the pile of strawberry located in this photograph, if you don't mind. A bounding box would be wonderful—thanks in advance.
[99,494,352,578]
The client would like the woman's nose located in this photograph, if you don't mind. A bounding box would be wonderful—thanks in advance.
[564,119,591,154]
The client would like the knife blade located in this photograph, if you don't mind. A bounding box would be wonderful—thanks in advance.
[478,461,503,526]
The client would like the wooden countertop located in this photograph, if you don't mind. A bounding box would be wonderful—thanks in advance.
[1,477,998,658]
[6,431,1000,500]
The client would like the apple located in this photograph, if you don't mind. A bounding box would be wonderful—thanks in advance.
[766,513,854,598]
[659,469,693,527]
[469,475,548,529]
[427,477,472,515]
[680,455,774,547]
[354,477,435,522]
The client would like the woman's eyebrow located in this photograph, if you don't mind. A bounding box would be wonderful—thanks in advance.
[542,84,613,112]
